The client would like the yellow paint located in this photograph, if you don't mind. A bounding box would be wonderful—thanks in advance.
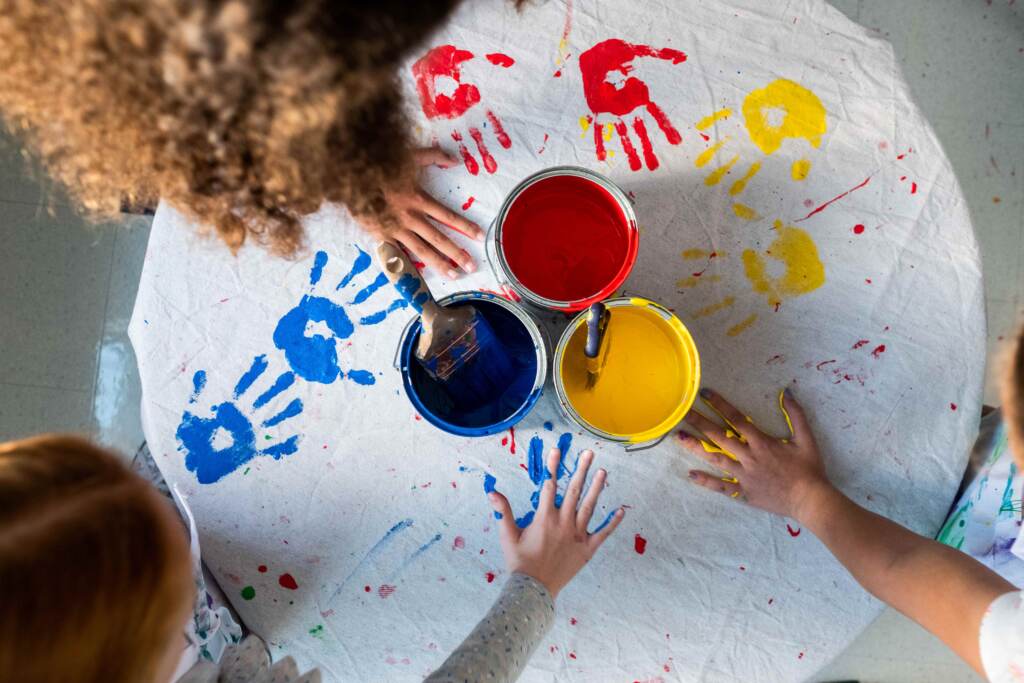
[692,296,736,319]
[721,476,739,484]
[603,123,614,142]
[560,299,699,440]
[791,158,811,181]
[778,389,794,441]
[696,108,732,130]
[731,491,741,498]
[579,116,591,138]
[729,162,762,196]
[742,221,826,308]
[732,203,760,221]
[694,138,729,168]
[741,79,827,155]
[682,248,710,260]
[676,274,721,289]
[700,402,748,444]
[700,438,739,462]
[726,313,759,337]
[705,155,739,186]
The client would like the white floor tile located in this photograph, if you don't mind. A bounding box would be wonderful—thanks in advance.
[0,382,93,441]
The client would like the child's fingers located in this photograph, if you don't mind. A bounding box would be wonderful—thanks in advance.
[488,491,520,543]
[413,146,459,168]
[407,213,476,274]
[396,230,458,280]
[684,410,750,462]
[781,388,812,442]
[575,467,607,533]
[587,506,625,552]
[538,448,562,514]
[687,469,744,500]
[699,388,768,445]
[415,190,485,242]
[561,450,593,522]
[678,432,745,474]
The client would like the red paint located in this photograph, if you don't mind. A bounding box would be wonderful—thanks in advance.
[486,52,515,67]
[377,584,396,599]
[852,339,869,349]
[414,414,422,421]
[468,127,497,173]
[462,196,475,211]
[257,564,267,573]
[453,535,465,550]
[553,69,562,78]
[786,524,802,537]
[634,534,648,555]
[486,110,512,149]
[951,403,958,411]
[485,572,496,583]
[578,38,686,170]
[699,132,710,142]
[412,45,481,120]
[739,565,746,571]
[816,359,837,370]
[767,354,785,365]
[569,652,578,660]
[501,174,635,303]
[797,175,873,222]
[871,344,886,358]
[508,426,517,454]
[865,278,872,284]
[451,131,479,175]
[538,133,549,154]
[570,617,578,625]
[853,223,865,234]
[768,598,774,605]
[798,652,804,660]
[911,181,918,194]
[278,573,298,590]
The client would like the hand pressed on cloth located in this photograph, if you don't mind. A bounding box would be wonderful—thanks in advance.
[679,387,829,521]
[487,448,625,598]
[357,147,484,279]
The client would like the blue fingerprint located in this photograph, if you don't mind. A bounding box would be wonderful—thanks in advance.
[263,398,303,428]
[336,246,372,290]
[263,435,299,459]
[543,421,553,431]
[351,272,388,305]
[253,371,295,409]
[591,508,617,534]
[234,355,268,397]
[359,298,408,326]
[190,370,207,403]
[310,250,329,285]
[347,369,375,385]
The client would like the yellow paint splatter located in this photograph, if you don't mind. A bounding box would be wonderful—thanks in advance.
[696,108,732,130]
[729,162,762,196]
[726,313,759,337]
[741,79,827,155]
[676,274,721,289]
[791,158,811,181]
[732,203,760,221]
[579,116,591,138]
[681,248,710,260]
[692,296,736,318]
[694,138,729,168]
[705,155,739,186]
[741,220,826,308]
[603,123,614,142]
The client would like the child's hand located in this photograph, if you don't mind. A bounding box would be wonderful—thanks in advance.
[487,448,625,599]
[678,388,833,522]
[357,147,484,279]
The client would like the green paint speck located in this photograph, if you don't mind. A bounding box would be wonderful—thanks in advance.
[309,624,324,639]
[241,586,256,600]
[243,467,250,475]
[265,435,272,440]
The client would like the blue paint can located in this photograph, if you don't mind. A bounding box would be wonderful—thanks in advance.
[395,292,549,436]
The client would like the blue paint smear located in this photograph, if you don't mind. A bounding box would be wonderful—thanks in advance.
[557,433,573,477]
[527,436,546,485]
[394,273,429,313]
[190,370,207,403]
[392,532,444,578]
[483,473,501,519]
[273,295,354,383]
[310,250,329,285]
[253,371,295,409]
[515,510,535,528]
[335,246,371,290]
[327,518,415,604]
[351,272,388,305]
[234,355,268,398]
[543,421,553,431]
[359,298,408,326]
[263,398,303,428]
[347,369,375,385]
[263,435,299,459]
[591,509,617,534]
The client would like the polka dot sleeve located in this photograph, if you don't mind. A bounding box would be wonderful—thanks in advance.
[425,572,555,683]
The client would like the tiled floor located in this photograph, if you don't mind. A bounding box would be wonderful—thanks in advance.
[0,2,1020,681]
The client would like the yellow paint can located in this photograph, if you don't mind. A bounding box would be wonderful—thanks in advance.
[553,297,700,447]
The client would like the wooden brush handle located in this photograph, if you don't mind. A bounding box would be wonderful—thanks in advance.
[375,242,441,330]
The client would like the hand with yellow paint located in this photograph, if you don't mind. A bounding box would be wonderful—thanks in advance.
[679,387,829,519]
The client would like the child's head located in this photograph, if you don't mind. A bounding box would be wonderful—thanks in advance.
[1005,326,1024,465]
[0,435,193,683]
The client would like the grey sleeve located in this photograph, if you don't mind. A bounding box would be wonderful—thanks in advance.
[425,573,555,683]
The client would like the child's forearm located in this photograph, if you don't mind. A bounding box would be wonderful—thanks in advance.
[799,483,1013,675]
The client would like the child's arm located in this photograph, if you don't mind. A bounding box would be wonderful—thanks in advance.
[680,388,1014,677]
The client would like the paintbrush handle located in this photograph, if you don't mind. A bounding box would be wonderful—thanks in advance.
[375,242,442,325]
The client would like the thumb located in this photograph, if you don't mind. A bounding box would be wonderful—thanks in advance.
[488,491,520,543]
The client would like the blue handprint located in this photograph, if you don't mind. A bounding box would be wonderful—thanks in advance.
[273,248,408,385]
[176,356,303,484]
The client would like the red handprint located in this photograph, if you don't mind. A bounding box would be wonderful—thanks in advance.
[578,38,687,171]
[412,45,514,175]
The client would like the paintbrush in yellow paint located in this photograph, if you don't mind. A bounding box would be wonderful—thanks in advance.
[584,302,610,389]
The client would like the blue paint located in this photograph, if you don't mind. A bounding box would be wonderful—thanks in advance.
[485,431,583,528]
[327,518,414,604]
[391,532,444,578]
[263,398,303,427]
[234,355,268,397]
[591,508,617,534]
[359,299,408,326]
[483,473,501,519]
[543,421,553,431]
[527,436,546,485]
[351,272,389,305]
[253,371,295,409]
[310,250,329,285]
[393,273,429,313]
[400,295,542,437]
[556,433,574,478]
[346,369,375,385]
[190,371,207,403]
[335,246,371,290]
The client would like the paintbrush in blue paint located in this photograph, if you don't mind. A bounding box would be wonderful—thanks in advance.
[584,302,610,389]
[377,243,515,405]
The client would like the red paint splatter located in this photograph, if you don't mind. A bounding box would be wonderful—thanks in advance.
[364,585,371,593]
[951,403,958,411]
[486,110,512,149]
[570,617,578,625]
[468,127,497,173]
[462,196,475,211]
[451,130,479,175]
[553,69,562,78]
[911,181,918,194]
[278,573,298,590]
[412,45,481,120]
[569,652,578,660]
[453,536,465,550]
[803,198,815,208]
[853,223,865,234]
[767,354,785,365]
[739,565,746,571]
[768,598,774,605]
[699,131,710,142]
[538,133,549,154]
[578,39,686,171]
[816,359,837,370]
[320,609,335,618]
[508,426,517,454]
[871,344,886,358]
[865,278,872,284]
[378,584,396,599]
[896,147,912,160]
[412,260,426,271]
[786,524,802,537]
[634,534,648,555]
[450,481,457,488]
[257,564,267,573]
[797,175,873,222]
[549,645,558,654]
[798,652,805,660]
[485,53,515,67]
[485,572,496,583]
[852,340,869,349]
[414,414,422,421]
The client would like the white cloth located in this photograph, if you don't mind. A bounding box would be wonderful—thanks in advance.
[980,591,1024,682]
[130,0,984,680]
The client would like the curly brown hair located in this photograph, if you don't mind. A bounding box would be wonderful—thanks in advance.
[0,0,461,256]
